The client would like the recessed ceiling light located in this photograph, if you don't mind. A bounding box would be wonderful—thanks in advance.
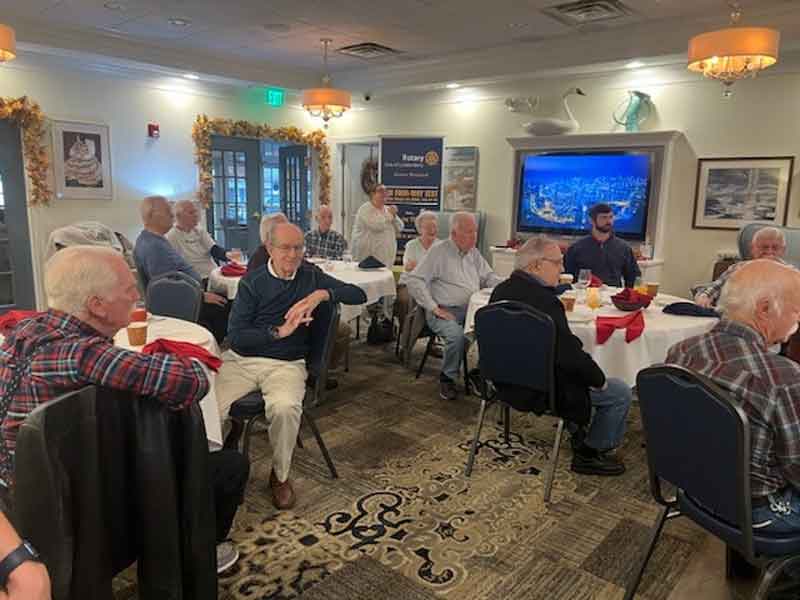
[183,73,199,80]
[103,1,126,9]
[168,17,191,27]
[262,23,291,33]
[446,83,461,89]
[625,60,644,69]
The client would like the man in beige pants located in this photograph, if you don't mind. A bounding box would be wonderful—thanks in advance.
[216,223,366,509]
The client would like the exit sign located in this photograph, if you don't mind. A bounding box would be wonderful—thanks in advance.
[266,88,285,107]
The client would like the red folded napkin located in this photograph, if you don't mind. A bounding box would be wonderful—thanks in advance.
[221,263,246,277]
[589,274,603,288]
[596,310,645,345]
[613,288,652,304]
[142,338,223,372]
[0,310,40,335]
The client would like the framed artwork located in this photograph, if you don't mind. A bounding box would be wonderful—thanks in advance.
[443,146,479,211]
[692,156,794,230]
[52,120,113,200]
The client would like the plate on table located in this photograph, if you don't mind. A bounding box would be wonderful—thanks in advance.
[307,257,326,264]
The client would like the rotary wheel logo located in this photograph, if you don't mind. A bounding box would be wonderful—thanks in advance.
[424,151,440,166]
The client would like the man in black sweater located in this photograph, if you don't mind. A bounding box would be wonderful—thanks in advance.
[216,223,366,509]
[490,236,632,476]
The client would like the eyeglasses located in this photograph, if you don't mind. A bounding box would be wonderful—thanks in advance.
[273,244,305,254]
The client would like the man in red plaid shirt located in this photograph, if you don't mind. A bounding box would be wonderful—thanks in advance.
[0,245,248,574]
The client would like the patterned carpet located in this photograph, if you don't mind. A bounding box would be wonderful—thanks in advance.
[116,338,708,599]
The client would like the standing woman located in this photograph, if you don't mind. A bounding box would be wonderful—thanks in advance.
[351,184,404,269]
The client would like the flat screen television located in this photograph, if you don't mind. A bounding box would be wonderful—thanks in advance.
[515,150,654,240]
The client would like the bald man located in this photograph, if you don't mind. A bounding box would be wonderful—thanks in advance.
[305,205,347,260]
[667,260,800,535]
[167,199,230,280]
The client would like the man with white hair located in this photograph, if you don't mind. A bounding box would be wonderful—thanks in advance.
[305,205,347,260]
[166,199,231,280]
[407,212,502,400]
[0,245,249,573]
[668,260,800,533]
[247,212,289,273]
[695,226,788,307]
[490,237,631,475]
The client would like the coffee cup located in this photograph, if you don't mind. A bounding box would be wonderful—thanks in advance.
[646,282,660,297]
[127,321,148,346]
[560,293,576,312]
[559,273,574,285]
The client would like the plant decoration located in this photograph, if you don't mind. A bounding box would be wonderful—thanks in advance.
[192,115,331,207]
[0,97,52,206]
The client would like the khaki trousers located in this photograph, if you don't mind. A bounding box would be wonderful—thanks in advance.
[216,350,307,481]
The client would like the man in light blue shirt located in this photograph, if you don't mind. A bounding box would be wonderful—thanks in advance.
[407,212,503,400]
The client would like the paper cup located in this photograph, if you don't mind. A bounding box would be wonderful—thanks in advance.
[127,321,148,346]
[559,273,574,285]
[560,294,576,312]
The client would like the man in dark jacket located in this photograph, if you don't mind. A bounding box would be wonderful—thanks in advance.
[490,236,632,476]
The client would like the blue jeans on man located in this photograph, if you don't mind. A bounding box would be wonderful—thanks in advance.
[585,377,633,451]
[425,305,468,383]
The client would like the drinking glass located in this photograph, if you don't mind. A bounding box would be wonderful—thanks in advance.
[342,252,353,268]
[586,287,602,310]
[577,269,591,288]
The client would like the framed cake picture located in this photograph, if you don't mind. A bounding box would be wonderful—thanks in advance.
[52,120,113,200]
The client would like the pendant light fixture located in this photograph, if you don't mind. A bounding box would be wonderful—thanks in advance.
[302,38,351,125]
[0,24,16,63]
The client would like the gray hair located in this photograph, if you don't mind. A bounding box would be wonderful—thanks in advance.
[45,245,124,315]
[449,211,476,233]
[718,259,787,318]
[140,195,169,225]
[259,212,289,244]
[514,236,558,270]
[174,199,198,218]
[316,204,333,218]
[415,210,438,234]
[752,226,785,246]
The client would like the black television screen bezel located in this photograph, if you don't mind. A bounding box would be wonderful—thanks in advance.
[515,149,655,241]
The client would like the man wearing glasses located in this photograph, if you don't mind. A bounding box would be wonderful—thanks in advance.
[216,222,366,509]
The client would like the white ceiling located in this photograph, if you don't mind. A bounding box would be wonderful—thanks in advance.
[4,0,800,93]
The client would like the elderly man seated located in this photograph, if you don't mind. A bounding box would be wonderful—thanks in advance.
[167,199,231,281]
[0,246,249,573]
[407,212,503,401]
[305,205,347,260]
[216,222,366,509]
[247,212,289,273]
[491,237,632,475]
[133,196,229,343]
[668,260,800,532]
[695,226,787,307]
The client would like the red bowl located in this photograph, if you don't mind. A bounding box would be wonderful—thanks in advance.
[611,295,651,311]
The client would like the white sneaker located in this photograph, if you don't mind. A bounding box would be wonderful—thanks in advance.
[216,541,239,574]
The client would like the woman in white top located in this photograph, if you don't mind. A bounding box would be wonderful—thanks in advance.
[402,211,439,274]
[351,184,404,268]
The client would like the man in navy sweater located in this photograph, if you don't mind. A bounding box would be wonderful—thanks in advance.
[216,222,366,509]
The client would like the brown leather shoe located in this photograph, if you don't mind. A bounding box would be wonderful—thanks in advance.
[269,469,296,510]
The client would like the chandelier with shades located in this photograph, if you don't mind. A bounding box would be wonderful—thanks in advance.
[0,24,16,62]
[301,39,351,125]
[687,1,779,89]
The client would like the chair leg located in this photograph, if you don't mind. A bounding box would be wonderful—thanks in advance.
[462,348,471,396]
[241,416,261,464]
[543,418,565,504]
[416,337,435,379]
[303,413,338,479]
[356,316,360,339]
[296,433,305,449]
[503,405,511,445]
[465,398,490,477]
[753,555,800,600]
[223,417,244,451]
[344,340,350,373]
[622,504,670,600]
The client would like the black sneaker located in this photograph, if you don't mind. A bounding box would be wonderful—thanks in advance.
[571,451,626,476]
[439,379,458,401]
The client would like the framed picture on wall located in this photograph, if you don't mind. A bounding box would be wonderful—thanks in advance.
[443,146,479,211]
[692,156,794,230]
[52,120,113,200]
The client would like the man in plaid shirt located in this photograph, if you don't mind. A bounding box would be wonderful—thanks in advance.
[667,259,800,533]
[0,245,248,573]
[304,205,347,260]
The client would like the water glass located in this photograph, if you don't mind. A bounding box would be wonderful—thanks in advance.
[342,252,353,268]
[577,269,592,289]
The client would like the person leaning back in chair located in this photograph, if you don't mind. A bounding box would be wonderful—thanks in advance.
[490,237,632,476]
[215,222,366,510]
[0,246,249,574]
[667,260,800,533]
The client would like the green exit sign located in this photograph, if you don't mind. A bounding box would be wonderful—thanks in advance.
[266,87,285,107]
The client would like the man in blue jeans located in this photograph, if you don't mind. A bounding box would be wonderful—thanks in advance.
[406,212,503,401]
[490,237,632,476]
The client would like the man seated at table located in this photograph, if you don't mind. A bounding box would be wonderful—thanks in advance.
[564,203,640,288]
[167,199,232,282]
[0,246,249,573]
[217,222,366,509]
[491,237,631,475]
[305,205,347,260]
[247,212,289,273]
[694,226,788,308]
[133,196,229,343]
[407,212,503,401]
[667,259,800,532]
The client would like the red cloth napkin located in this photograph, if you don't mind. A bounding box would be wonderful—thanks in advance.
[142,338,223,372]
[0,310,40,335]
[613,288,652,304]
[221,263,246,277]
[589,274,604,288]
[596,310,645,345]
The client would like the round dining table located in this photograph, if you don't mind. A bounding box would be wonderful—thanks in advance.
[464,288,719,387]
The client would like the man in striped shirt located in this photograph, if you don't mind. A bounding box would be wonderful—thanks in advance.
[667,259,800,533]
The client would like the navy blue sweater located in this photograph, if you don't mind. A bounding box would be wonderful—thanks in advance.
[228,262,367,360]
[563,234,641,288]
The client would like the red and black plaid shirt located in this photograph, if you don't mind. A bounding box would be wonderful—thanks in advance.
[666,319,800,497]
[0,309,210,487]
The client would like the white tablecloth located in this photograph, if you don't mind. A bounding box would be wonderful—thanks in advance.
[208,261,397,324]
[113,316,223,445]
[464,289,718,387]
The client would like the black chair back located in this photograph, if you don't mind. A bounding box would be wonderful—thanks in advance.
[474,300,557,412]
[637,365,753,555]
[146,271,203,322]
[306,301,341,406]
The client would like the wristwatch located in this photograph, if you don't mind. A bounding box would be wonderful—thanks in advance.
[0,540,41,589]
[268,325,281,340]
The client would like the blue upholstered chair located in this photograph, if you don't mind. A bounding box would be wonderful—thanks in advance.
[146,271,203,323]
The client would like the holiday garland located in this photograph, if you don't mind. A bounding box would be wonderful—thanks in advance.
[0,97,51,206]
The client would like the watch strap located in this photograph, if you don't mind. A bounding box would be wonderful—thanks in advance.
[0,541,40,589]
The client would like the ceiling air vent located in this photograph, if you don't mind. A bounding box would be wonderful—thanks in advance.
[336,42,402,60]
[542,0,635,28]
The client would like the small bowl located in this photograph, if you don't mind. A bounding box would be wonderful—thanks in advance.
[611,295,652,311]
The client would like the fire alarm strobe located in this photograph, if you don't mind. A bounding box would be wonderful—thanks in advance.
[147,123,160,138]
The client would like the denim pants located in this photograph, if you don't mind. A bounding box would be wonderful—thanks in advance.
[585,377,633,451]
[425,305,468,382]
